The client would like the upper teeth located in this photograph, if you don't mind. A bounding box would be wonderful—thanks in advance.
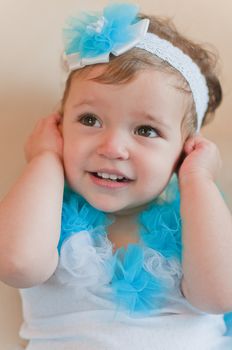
[97,172,124,180]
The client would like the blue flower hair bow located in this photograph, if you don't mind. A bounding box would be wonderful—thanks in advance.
[63,3,149,70]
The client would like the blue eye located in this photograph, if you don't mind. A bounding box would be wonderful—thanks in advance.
[135,125,159,138]
[79,114,101,127]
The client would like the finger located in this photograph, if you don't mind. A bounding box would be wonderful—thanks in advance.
[46,113,62,125]
[30,117,46,133]
[184,135,207,155]
[183,137,196,155]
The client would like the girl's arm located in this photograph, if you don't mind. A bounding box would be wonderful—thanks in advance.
[0,114,64,288]
[179,135,232,314]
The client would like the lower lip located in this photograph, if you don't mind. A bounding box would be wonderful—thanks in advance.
[89,173,131,189]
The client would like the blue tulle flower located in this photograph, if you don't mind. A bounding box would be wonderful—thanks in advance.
[63,3,150,70]
[139,182,182,261]
[224,312,232,336]
[58,185,111,253]
[64,3,139,57]
[111,245,166,314]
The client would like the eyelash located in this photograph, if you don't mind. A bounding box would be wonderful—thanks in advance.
[78,113,101,127]
[78,113,160,138]
[134,125,159,138]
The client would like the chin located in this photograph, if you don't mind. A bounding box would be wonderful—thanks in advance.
[86,197,126,213]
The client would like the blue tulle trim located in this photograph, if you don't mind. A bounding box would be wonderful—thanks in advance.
[139,192,182,261]
[58,184,112,253]
[58,178,183,314]
[224,312,232,336]
[58,180,232,327]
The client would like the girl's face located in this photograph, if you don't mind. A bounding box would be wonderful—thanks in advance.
[61,67,187,214]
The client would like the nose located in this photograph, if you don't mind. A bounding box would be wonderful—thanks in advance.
[97,130,130,160]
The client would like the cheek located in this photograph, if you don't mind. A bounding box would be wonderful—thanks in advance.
[63,143,79,166]
[62,145,82,188]
[63,136,90,173]
[139,148,181,179]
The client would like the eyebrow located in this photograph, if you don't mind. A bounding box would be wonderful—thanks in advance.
[143,113,172,130]
[71,98,98,108]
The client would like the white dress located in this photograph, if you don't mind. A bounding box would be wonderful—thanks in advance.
[18,189,232,350]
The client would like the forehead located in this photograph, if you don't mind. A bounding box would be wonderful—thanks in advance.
[66,66,188,125]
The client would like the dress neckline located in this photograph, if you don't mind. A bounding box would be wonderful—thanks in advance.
[58,178,183,314]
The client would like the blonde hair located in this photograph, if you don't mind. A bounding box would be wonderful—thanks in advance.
[61,13,222,136]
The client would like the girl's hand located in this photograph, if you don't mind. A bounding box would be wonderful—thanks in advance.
[178,135,222,182]
[24,113,63,163]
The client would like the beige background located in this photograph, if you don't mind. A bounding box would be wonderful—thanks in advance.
[0,0,231,349]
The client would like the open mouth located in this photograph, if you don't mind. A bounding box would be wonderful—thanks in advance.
[91,172,131,183]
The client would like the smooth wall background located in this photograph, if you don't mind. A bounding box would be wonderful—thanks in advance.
[0,0,231,349]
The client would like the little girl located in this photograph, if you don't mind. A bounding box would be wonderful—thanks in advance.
[1,3,232,349]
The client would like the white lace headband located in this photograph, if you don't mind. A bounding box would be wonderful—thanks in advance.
[63,3,209,131]
[136,33,209,131]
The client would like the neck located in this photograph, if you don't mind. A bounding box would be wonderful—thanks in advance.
[110,201,154,218]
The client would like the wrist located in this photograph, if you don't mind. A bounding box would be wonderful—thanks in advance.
[26,150,64,179]
[26,150,63,164]
[179,170,214,189]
